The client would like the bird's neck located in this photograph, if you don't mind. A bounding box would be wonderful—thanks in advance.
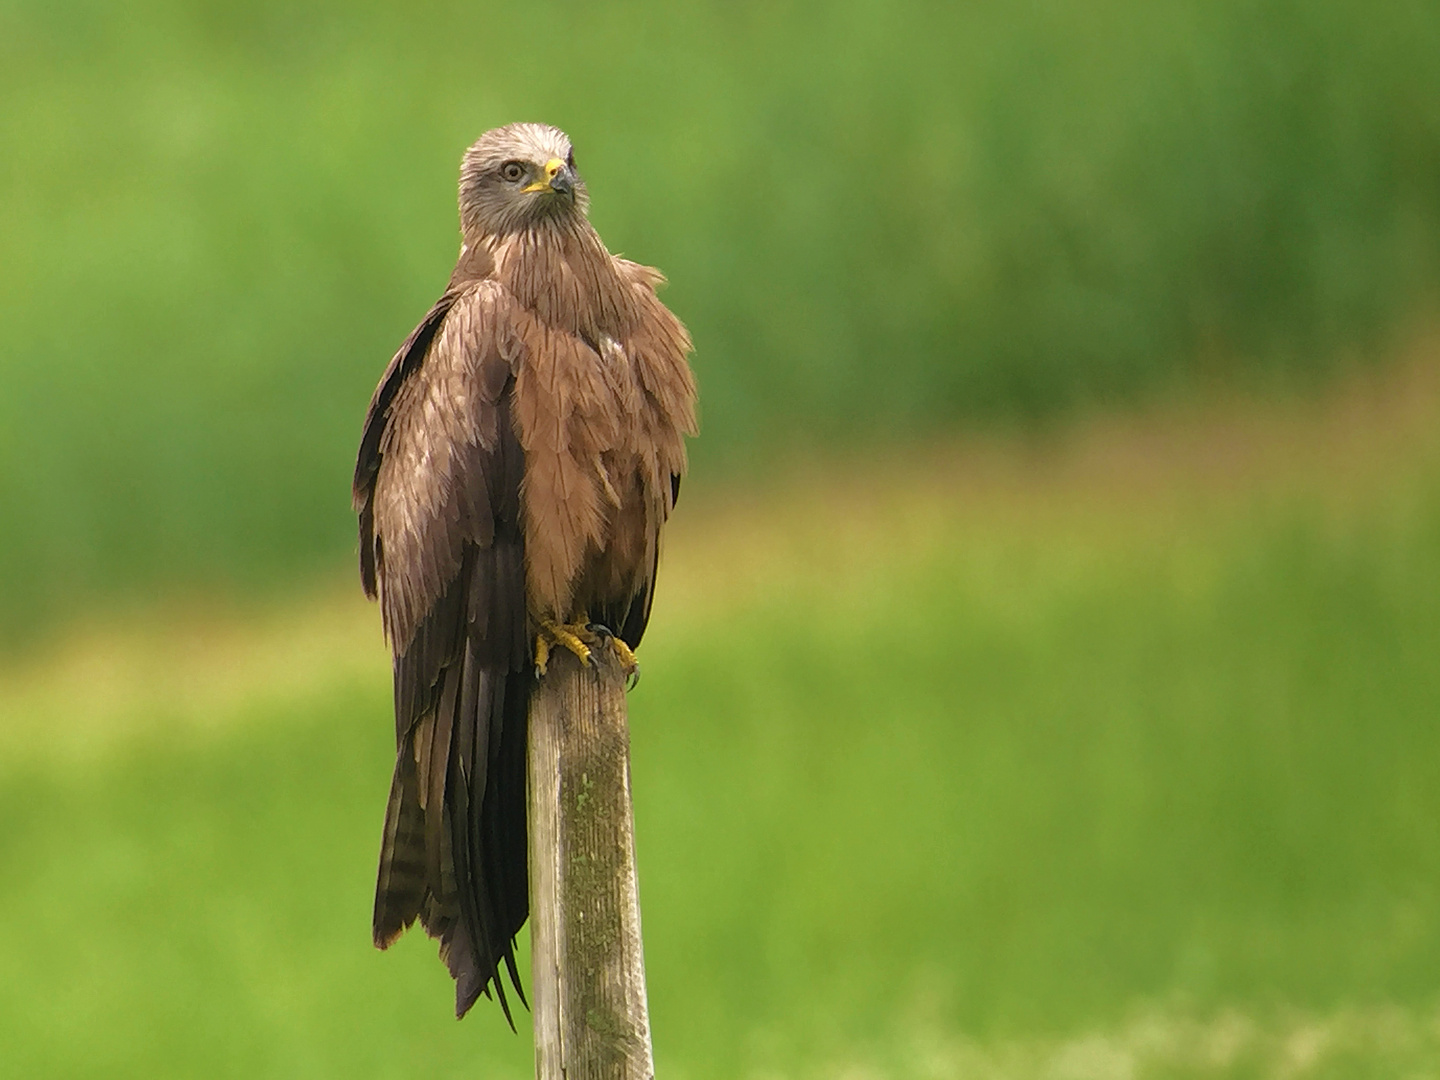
[483,216,638,337]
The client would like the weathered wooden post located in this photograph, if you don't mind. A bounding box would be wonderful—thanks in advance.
[528,649,654,1079]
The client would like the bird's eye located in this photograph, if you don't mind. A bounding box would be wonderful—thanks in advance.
[500,161,526,182]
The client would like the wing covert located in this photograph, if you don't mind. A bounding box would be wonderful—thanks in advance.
[367,281,524,658]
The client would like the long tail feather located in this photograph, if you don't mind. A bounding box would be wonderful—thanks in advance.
[373,745,426,947]
[376,550,532,1022]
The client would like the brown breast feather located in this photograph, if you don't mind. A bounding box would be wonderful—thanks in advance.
[499,224,697,625]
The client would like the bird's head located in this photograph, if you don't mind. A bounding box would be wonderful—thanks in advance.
[459,123,588,237]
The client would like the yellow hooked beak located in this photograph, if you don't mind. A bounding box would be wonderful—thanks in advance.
[521,157,572,195]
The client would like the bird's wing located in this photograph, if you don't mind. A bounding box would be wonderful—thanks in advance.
[356,280,532,1021]
[354,291,455,601]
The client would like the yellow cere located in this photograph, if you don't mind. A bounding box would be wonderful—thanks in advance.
[522,158,566,192]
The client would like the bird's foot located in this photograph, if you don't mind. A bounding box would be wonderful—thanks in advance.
[534,619,597,676]
[586,624,641,689]
[533,618,640,687]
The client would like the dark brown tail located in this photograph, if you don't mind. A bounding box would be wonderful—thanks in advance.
[374,641,533,1022]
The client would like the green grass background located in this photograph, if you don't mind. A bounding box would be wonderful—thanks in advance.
[4,430,1440,1076]
[5,0,1440,1075]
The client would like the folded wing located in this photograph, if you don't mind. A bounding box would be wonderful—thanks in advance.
[354,280,532,1020]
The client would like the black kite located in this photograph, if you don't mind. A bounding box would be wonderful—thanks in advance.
[352,123,697,1021]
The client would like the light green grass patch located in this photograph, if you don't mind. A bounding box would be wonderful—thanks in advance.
[4,394,1440,1075]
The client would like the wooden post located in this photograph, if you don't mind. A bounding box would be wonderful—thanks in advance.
[528,649,655,1080]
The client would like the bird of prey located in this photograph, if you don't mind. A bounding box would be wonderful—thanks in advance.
[352,123,697,1021]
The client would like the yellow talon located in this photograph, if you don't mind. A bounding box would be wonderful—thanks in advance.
[608,637,639,680]
[535,619,595,675]
[533,618,640,685]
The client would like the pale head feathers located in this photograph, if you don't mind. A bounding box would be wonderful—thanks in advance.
[459,123,589,238]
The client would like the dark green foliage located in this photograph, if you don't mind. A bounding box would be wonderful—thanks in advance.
[2,0,1439,630]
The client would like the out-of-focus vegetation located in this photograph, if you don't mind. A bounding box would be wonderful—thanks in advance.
[3,356,1440,1077]
[2,0,1439,631]
[6,2,1440,1075]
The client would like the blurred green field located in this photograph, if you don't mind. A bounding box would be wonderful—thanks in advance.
[3,0,1440,632]
[4,355,1440,1078]
[6,2,1440,1074]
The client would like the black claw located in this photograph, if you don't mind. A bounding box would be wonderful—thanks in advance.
[585,622,616,641]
